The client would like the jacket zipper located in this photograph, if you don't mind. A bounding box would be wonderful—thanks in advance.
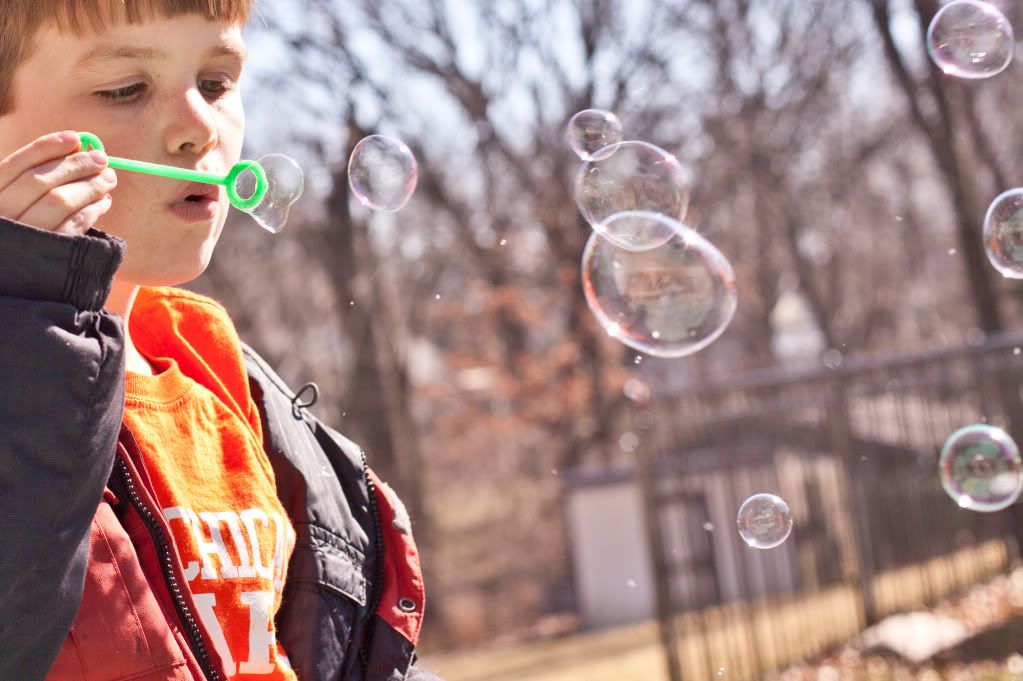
[113,448,224,681]
[358,448,386,679]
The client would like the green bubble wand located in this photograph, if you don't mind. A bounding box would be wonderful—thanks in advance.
[78,131,268,211]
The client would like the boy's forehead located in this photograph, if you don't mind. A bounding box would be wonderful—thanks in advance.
[38,15,247,70]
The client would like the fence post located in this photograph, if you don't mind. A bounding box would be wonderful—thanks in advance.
[973,347,1023,561]
[635,430,685,681]
[828,377,879,626]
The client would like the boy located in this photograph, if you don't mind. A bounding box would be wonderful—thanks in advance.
[0,2,440,680]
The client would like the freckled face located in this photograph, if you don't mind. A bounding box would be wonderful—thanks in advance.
[0,14,247,286]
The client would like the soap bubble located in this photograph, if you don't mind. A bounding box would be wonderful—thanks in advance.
[582,212,737,358]
[575,141,690,251]
[236,154,304,234]
[926,0,1014,79]
[939,424,1023,512]
[566,109,624,161]
[737,494,793,549]
[348,135,418,212]
[984,187,1023,278]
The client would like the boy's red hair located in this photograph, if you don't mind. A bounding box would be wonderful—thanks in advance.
[0,0,254,114]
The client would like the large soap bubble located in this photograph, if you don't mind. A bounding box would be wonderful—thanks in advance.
[939,424,1023,512]
[984,187,1023,278]
[927,0,1014,79]
[235,154,304,234]
[348,135,419,212]
[737,494,793,549]
[582,212,737,358]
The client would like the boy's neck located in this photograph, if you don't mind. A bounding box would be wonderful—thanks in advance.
[106,280,156,376]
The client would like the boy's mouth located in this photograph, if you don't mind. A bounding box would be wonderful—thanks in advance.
[172,182,221,204]
[168,182,221,223]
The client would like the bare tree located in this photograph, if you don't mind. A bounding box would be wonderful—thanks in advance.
[189,0,1016,645]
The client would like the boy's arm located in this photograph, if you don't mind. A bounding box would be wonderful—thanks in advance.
[0,217,126,679]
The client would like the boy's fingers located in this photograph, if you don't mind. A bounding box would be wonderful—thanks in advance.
[16,169,117,232]
[0,151,111,222]
[52,194,114,237]
[51,194,114,237]
[0,131,85,195]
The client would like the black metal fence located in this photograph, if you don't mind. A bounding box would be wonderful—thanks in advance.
[635,333,1023,681]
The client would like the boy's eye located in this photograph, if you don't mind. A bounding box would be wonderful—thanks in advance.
[94,78,234,104]
[95,83,146,102]
[199,78,234,98]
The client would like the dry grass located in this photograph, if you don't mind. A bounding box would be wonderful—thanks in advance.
[418,619,667,681]
[419,542,1011,681]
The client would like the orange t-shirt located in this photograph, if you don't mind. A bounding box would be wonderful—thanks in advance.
[121,287,298,681]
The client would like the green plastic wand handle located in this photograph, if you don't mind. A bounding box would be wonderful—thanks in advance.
[78,132,268,211]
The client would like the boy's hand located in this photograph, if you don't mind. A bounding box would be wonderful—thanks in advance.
[0,131,117,236]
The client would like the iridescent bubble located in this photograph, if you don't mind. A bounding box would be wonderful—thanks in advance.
[235,154,304,234]
[582,212,737,358]
[939,424,1023,512]
[566,109,624,161]
[984,187,1023,278]
[926,0,1014,80]
[575,141,690,251]
[348,135,419,212]
[737,494,793,550]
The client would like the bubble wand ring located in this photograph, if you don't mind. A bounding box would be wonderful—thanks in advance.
[78,132,268,211]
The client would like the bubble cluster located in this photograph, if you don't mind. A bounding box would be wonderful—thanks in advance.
[582,212,737,358]
[939,424,1023,512]
[926,0,1014,80]
[348,135,419,212]
[575,141,690,251]
[566,109,624,161]
[984,188,1023,278]
[737,494,793,549]
[236,154,305,234]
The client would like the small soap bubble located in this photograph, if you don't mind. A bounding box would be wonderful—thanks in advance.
[939,424,1023,512]
[575,141,690,251]
[582,212,737,358]
[949,248,958,255]
[623,378,651,405]
[566,109,624,161]
[348,135,418,212]
[619,432,640,452]
[1014,347,1021,355]
[984,187,1023,278]
[822,349,844,369]
[626,578,637,588]
[927,0,1014,79]
[236,154,304,234]
[703,521,715,532]
[737,493,793,549]
[716,668,725,677]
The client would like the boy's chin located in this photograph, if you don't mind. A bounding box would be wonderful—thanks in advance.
[116,255,215,289]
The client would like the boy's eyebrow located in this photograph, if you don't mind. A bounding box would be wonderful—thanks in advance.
[71,42,247,73]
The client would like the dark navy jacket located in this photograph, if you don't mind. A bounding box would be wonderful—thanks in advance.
[0,217,441,681]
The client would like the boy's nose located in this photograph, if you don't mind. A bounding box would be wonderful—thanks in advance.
[165,88,218,157]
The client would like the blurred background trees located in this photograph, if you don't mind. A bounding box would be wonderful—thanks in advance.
[190,0,1023,648]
